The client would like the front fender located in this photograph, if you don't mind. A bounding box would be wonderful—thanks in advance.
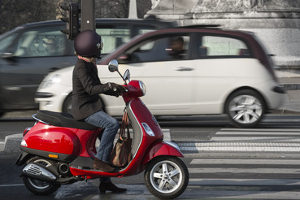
[143,141,183,165]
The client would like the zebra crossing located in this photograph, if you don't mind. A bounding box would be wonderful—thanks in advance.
[178,128,300,199]
[177,128,300,153]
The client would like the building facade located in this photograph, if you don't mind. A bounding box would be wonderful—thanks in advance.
[147,0,300,69]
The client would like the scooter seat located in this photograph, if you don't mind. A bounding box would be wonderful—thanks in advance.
[34,110,98,130]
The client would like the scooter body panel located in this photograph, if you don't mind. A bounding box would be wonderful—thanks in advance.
[21,122,98,162]
[22,122,80,155]
[142,142,184,165]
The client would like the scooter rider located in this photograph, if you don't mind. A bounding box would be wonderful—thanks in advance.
[72,30,126,193]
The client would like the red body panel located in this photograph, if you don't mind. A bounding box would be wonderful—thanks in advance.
[143,142,184,165]
[23,122,102,158]
[23,122,80,155]
[74,128,101,157]
[123,80,144,103]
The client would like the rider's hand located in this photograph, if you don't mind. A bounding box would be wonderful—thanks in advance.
[116,85,127,94]
[108,83,127,97]
[108,82,118,92]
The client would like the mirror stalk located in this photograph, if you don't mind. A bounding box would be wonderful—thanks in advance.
[117,70,127,85]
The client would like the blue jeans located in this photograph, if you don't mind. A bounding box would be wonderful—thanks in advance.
[85,110,119,183]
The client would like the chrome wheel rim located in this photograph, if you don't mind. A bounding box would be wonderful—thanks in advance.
[150,160,182,194]
[28,178,50,190]
[229,95,262,124]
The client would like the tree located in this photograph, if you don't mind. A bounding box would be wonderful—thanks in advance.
[0,0,58,34]
[0,0,152,34]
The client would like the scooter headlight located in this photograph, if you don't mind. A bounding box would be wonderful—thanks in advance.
[139,81,146,96]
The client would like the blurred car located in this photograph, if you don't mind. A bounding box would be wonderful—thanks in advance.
[36,26,286,128]
[0,18,175,117]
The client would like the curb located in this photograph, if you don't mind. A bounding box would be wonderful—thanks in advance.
[2,133,22,153]
[0,141,4,152]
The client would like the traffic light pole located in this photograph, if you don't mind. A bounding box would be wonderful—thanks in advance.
[60,0,95,39]
[81,0,95,31]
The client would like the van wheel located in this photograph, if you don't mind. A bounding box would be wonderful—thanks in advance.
[225,89,266,128]
[62,95,72,114]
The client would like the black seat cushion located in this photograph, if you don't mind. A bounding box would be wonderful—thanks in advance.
[34,110,97,130]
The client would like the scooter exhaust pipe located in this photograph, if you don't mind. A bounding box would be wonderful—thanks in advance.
[58,163,70,175]
[22,163,57,182]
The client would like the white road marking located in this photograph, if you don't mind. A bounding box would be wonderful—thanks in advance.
[210,136,300,142]
[221,128,300,132]
[176,128,300,152]
[0,184,24,187]
[216,131,300,135]
[184,190,300,200]
[190,158,300,165]
[181,142,300,147]
[162,129,171,142]
[189,167,300,174]
[181,146,300,152]
[189,178,300,186]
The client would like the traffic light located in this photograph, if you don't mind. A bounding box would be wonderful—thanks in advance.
[60,3,80,40]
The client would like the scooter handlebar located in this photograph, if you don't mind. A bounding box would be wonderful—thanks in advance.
[122,80,145,99]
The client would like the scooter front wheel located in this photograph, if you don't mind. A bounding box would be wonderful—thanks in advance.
[145,156,189,199]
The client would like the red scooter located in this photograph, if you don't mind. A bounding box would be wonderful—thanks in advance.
[16,60,189,199]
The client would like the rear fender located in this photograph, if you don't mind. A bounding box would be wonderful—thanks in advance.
[143,141,183,165]
[16,152,33,166]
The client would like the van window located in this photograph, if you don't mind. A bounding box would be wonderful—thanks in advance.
[199,36,250,57]
[0,32,17,54]
[122,35,190,63]
[13,27,72,57]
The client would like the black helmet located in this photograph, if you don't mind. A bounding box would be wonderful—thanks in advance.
[74,30,102,58]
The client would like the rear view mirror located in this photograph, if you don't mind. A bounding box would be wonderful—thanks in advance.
[123,69,130,82]
[108,59,129,85]
[1,52,14,58]
[108,59,118,72]
[0,52,16,62]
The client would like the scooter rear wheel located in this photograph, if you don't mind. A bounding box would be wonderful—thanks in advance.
[145,156,189,199]
[22,157,60,195]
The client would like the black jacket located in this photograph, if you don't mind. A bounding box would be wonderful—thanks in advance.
[72,59,112,120]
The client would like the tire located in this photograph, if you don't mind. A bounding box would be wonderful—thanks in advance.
[22,157,60,195]
[144,156,189,199]
[225,89,266,128]
[62,94,72,114]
